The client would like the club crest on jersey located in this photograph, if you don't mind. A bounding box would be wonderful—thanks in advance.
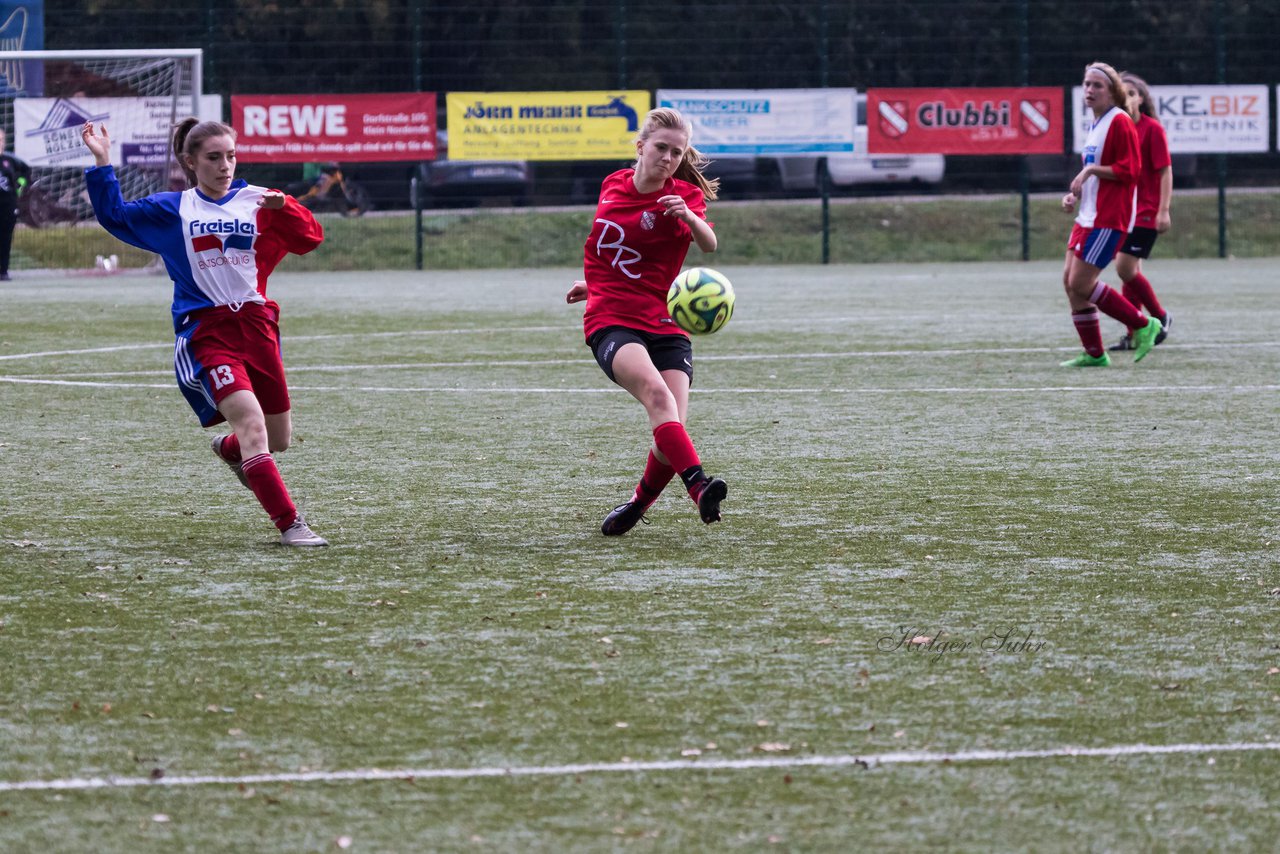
[640,210,656,230]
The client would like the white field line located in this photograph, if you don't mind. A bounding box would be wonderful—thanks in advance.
[4,340,1279,379]
[2,334,1277,365]
[0,326,571,362]
[2,340,1278,385]
[3,741,1278,793]
[2,375,1279,396]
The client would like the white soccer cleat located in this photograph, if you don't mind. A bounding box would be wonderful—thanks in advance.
[280,517,329,547]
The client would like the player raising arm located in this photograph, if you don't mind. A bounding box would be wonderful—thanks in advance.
[82,119,329,546]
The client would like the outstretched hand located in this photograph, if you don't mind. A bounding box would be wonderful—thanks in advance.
[81,122,111,166]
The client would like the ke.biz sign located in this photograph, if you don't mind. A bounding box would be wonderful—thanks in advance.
[1072,84,1269,153]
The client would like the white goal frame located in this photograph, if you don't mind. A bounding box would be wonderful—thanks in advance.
[0,49,204,268]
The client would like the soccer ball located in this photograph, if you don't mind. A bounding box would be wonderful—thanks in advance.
[666,267,735,335]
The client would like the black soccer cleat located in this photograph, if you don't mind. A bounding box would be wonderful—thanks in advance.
[696,477,728,524]
[601,499,652,536]
[1108,333,1133,352]
[1154,312,1171,345]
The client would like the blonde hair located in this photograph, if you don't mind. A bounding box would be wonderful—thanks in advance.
[1120,71,1158,121]
[1084,62,1135,120]
[635,107,719,201]
[172,117,237,187]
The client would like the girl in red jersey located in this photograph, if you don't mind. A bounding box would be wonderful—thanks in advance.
[1109,71,1173,352]
[82,119,329,546]
[565,107,726,535]
[1059,62,1163,367]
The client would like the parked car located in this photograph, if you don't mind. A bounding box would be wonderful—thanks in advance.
[1026,152,1199,190]
[414,130,533,208]
[700,156,779,198]
[772,95,945,193]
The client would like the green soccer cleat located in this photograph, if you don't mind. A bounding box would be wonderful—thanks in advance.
[1131,316,1163,363]
[1060,352,1111,367]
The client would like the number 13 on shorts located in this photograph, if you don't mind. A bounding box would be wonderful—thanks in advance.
[210,364,236,390]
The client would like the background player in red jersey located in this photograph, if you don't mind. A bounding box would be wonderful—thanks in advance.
[1059,62,1162,367]
[565,107,726,535]
[83,118,329,546]
[1109,71,1173,352]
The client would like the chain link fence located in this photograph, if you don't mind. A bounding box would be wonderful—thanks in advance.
[12,0,1279,269]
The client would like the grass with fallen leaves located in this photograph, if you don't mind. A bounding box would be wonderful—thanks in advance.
[2,258,1279,851]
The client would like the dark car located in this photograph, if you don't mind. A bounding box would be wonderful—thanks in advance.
[413,130,533,208]
[1027,152,1199,190]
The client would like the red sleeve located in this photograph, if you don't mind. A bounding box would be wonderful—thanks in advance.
[253,193,325,294]
[1147,120,1172,172]
[1103,116,1141,183]
[254,193,325,294]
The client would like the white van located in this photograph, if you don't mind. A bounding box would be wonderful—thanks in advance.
[773,95,945,193]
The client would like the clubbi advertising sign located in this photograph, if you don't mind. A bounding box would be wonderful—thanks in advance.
[867,87,1064,155]
[231,93,437,162]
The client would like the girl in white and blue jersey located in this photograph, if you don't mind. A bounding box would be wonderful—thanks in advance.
[82,118,329,547]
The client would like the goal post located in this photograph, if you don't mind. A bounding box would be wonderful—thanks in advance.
[0,49,206,271]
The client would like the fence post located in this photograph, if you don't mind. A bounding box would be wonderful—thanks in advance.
[413,174,424,270]
[1215,0,1228,259]
[819,0,830,264]
[1018,0,1030,261]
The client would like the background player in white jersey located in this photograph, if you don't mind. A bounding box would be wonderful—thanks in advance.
[82,118,329,547]
[1058,62,1162,367]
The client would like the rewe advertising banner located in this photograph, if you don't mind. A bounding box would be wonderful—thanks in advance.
[230,93,437,162]
[867,88,1065,155]
[656,89,857,155]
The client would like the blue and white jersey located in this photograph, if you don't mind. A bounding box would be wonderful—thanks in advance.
[84,165,323,331]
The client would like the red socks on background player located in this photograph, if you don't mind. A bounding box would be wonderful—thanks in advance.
[1071,307,1105,357]
[1071,282,1151,356]
[1121,273,1166,321]
[1089,281,1147,330]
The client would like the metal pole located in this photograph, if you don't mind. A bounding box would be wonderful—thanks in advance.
[1018,0,1030,261]
[819,1,830,264]
[414,0,425,270]
[1216,0,1227,258]
[616,0,627,89]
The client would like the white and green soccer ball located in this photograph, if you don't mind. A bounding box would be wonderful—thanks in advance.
[666,267,735,335]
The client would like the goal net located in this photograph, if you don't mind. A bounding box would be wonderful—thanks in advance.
[0,49,204,270]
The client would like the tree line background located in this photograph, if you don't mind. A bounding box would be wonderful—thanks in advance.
[50,1,1279,94]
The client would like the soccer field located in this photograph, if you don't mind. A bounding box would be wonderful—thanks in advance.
[2,259,1279,851]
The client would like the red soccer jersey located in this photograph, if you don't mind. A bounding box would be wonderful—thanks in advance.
[581,168,709,339]
[1075,106,1141,232]
[1133,114,1171,227]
